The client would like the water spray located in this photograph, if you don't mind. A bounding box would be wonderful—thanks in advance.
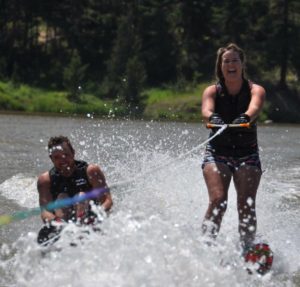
[0,123,235,226]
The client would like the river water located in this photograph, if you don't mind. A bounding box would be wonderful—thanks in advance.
[0,114,299,287]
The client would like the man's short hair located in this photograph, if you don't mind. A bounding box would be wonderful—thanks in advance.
[48,136,75,155]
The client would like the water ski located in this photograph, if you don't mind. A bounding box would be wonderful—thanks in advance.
[244,243,273,275]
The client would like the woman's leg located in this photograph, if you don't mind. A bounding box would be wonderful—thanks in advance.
[202,163,232,238]
[233,165,262,248]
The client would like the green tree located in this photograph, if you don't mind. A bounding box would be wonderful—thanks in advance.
[63,49,88,102]
[262,0,291,88]
[246,0,300,86]
[138,0,177,85]
[0,0,300,123]
[169,0,215,86]
[105,1,147,108]
[120,54,147,113]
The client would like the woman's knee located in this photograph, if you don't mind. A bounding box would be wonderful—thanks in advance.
[210,194,228,211]
[237,195,256,211]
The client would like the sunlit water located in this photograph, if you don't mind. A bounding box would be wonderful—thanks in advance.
[0,114,299,287]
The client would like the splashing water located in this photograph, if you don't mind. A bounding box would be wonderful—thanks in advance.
[0,116,299,286]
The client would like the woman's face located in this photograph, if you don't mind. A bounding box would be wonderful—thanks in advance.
[221,50,243,81]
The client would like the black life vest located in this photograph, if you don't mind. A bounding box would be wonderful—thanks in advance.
[49,160,92,200]
[207,79,258,157]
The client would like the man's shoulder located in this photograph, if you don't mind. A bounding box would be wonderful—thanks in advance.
[37,171,51,189]
[38,171,50,181]
[86,163,102,174]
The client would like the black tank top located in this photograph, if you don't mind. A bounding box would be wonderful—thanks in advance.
[206,79,258,157]
[49,160,92,200]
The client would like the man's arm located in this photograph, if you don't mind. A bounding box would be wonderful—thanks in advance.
[86,164,113,211]
[37,172,56,222]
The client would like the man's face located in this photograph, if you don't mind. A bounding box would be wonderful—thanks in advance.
[49,142,75,176]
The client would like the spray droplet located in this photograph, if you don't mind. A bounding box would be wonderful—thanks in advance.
[247,197,253,206]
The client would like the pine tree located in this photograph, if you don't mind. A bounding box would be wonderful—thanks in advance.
[63,49,88,102]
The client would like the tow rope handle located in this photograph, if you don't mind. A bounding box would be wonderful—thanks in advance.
[206,123,251,129]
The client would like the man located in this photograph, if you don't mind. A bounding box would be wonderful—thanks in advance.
[37,135,112,243]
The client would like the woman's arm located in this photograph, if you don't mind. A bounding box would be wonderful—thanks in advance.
[245,84,266,122]
[201,85,217,122]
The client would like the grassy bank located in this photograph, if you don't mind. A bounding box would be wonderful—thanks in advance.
[143,83,207,122]
[0,80,298,123]
[0,81,126,118]
[1,80,208,121]
[144,82,273,122]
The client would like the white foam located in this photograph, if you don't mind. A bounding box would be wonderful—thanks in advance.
[0,174,38,208]
[0,122,299,286]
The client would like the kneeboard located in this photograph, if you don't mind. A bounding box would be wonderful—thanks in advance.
[37,219,102,249]
[37,224,63,247]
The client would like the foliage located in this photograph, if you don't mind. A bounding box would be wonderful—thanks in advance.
[63,49,88,102]
[143,83,206,121]
[0,0,299,122]
[0,81,124,117]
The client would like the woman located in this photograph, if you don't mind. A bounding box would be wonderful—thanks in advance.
[201,43,265,251]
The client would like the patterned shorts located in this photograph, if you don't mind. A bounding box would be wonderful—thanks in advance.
[202,150,262,173]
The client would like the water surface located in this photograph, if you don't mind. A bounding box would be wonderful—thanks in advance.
[0,114,299,286]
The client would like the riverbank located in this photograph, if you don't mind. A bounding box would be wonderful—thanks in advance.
[1,80,299,123]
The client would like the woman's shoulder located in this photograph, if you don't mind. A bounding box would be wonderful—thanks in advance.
[203,84,218,95]
[247,79,263,89]
[248,80,266,95]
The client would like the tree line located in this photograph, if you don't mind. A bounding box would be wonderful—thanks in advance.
[0,0,299,111]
